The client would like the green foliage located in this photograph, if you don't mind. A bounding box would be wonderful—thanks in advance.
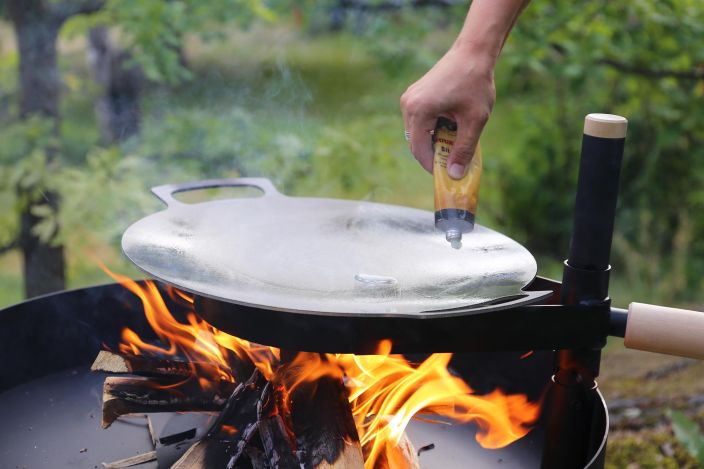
[291,115,408,199]
[357,7,461,79]
[133,106,313,192]
[132,105,408,200]
[55,146,175,246]
[495,0,704,299]
[668,409,704,466]
[99,0,275,83]
[62,0,278,84]
[0,116,57,245]
[606,428,699,469]
[135,107,255,174]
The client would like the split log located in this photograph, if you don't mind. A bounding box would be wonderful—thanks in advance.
[257,373,365,468]
[289,376,365,469]
[171,369,266,469]
[102,376,236,428]
[244,446,269,469]
[101,450,157,468]
[92,350,226,380]
[257,381,300,468]
[374,432,420,469]
[147,415,157,447]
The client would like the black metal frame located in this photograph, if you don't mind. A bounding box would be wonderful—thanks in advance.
[195,286,613,354]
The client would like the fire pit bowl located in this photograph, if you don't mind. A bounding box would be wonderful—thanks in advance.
[0,282,608,468]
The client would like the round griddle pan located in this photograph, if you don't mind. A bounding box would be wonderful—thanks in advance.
[122,179,550,352]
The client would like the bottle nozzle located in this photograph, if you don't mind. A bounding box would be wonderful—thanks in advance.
[446,229,462,250]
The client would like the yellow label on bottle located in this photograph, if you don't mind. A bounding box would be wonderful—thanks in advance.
[433,124,482,215]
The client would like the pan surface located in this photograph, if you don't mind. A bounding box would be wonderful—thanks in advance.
[122,178,539,317]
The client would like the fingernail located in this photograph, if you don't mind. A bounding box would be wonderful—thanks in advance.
[448,163,466,179]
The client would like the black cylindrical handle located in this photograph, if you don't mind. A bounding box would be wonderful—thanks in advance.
[567,114,628,271]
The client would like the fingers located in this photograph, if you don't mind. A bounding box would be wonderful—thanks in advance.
[401,92,437,173]
[408,115,437,173]
[446,109,489,179]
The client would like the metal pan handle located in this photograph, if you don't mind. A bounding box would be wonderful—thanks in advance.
[151,178,282,206]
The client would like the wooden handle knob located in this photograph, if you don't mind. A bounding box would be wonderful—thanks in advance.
[624,302,704,359]
[584,113,628,139]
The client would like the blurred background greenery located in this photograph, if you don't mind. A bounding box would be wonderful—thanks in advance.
[0,0,703,466]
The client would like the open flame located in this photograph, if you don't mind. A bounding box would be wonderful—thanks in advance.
[103,266,541,468]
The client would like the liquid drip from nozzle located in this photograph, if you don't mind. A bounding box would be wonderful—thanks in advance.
[446,229,462,250]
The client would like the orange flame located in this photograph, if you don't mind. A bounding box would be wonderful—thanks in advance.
[103,265,279,387]
[102,266,541,468]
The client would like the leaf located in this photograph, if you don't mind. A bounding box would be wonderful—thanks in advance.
[31,217,59,244]
[30,204,54,218]
[667,409,704,466]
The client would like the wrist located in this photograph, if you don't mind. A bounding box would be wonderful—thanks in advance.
[448,41,497,76]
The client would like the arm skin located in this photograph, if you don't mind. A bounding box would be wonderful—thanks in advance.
[400,0,530,178]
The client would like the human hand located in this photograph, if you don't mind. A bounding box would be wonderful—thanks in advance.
[400,45,496,179]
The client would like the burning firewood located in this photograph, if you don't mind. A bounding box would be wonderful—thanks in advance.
[94,346,419,468]
[101,376,236,428]
[374,432,420,469]
[256,374,365,469]
[288,376,365,468]
[257,381,302,468]
[92,350,226,380]
[88,305,452,469]
[171,369,266,468]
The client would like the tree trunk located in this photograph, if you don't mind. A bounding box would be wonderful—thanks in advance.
[7,0,105,297]
[19,192,65,297]
[9,1,66,297]
[87,27,142,143]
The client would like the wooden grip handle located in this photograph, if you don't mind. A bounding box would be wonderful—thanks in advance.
[624,302,704,359]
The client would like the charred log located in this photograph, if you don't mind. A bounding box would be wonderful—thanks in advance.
[244,446,270,469]
[171,369,266,469]
[101,376,236,428]
[256,368,365,469]
[288,376,364,468]
[257,381,300,469]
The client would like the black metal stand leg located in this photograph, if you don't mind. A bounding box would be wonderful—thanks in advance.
[541,114,627,469]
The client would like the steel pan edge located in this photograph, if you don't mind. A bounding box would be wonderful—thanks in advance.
[121,183,540,317]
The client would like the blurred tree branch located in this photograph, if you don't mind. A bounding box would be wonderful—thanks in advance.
[598,59,704,81]
[50,0,105,24]
[0,238,18,256]
[6,0,104,26]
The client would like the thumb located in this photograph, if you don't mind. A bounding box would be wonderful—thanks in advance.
[446,114,486,180]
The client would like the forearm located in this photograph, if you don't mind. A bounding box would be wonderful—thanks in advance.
[400,0,529,174]
[453,0,530,67]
